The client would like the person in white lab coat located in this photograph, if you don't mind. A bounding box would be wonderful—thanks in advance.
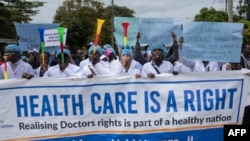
[43,48,82,77]
[173,34,221,72]
[116,48,141,78]
[141,42,178,78]
[0,44,34,79]
[81,45,110,78]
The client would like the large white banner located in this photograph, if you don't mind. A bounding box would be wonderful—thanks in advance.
[0,71,249,141]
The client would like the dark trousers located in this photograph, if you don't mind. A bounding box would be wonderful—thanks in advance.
[242,105,250,125]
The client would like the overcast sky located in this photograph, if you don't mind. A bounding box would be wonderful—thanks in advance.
[30,0,240,23]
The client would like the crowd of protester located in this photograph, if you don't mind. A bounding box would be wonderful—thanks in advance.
[0,32,250,125]
[0,32,250,80]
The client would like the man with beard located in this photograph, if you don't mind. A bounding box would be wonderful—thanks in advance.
[141,42,178,79]
[0,44,34,79]
[27,48,40,70]
[81,45,110,78]
[34,51,51,77]
[43,49,82,77]
[71,47,84,66]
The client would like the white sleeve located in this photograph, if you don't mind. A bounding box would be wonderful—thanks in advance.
[174,61,182,73]
[94,62,110,75]
[63,65,83,77]
[43,68,51,77]
[244,76,250,106]
[110,61,122,75]
[0,66,3,79]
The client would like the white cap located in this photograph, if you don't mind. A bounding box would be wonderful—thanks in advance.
[28,48,39,54]
[100,54,109,61]
[140,43,148,47]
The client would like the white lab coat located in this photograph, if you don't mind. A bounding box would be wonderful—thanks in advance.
[141,60,174,77]
[43,63,82,77]
[0,59,34,79]
[82,61,110,76]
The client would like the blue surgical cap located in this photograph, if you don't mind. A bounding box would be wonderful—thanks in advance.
[88,45,103,54]
[106,48,115,54]
[121,48,133,58]
[103,44,112,50]
[5,44,21,55]
[123,44,131,49]
[150,43,166,54]
[56,48,70,57]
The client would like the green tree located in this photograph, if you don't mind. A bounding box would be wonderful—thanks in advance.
[194,7,229,22]
[53,0,134,50]
[0,0,45,38]
[54,0,106,49]
[237,0,250,20]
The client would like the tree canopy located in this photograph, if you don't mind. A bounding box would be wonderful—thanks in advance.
[237,0,250,20]
[2,0,250,46]
[0,0,45,38]
[194,7,228,22]
[53,0,134,50]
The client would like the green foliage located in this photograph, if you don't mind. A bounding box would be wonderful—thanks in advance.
[107,5,134,17]
[236,0,250,42]
[238,19,250,43]
[54,0,105,48]
[53,0,134,50]
[237,0,250,20]
[0,4,14,38]
[194,7,228,22]
[0,0,44,38]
